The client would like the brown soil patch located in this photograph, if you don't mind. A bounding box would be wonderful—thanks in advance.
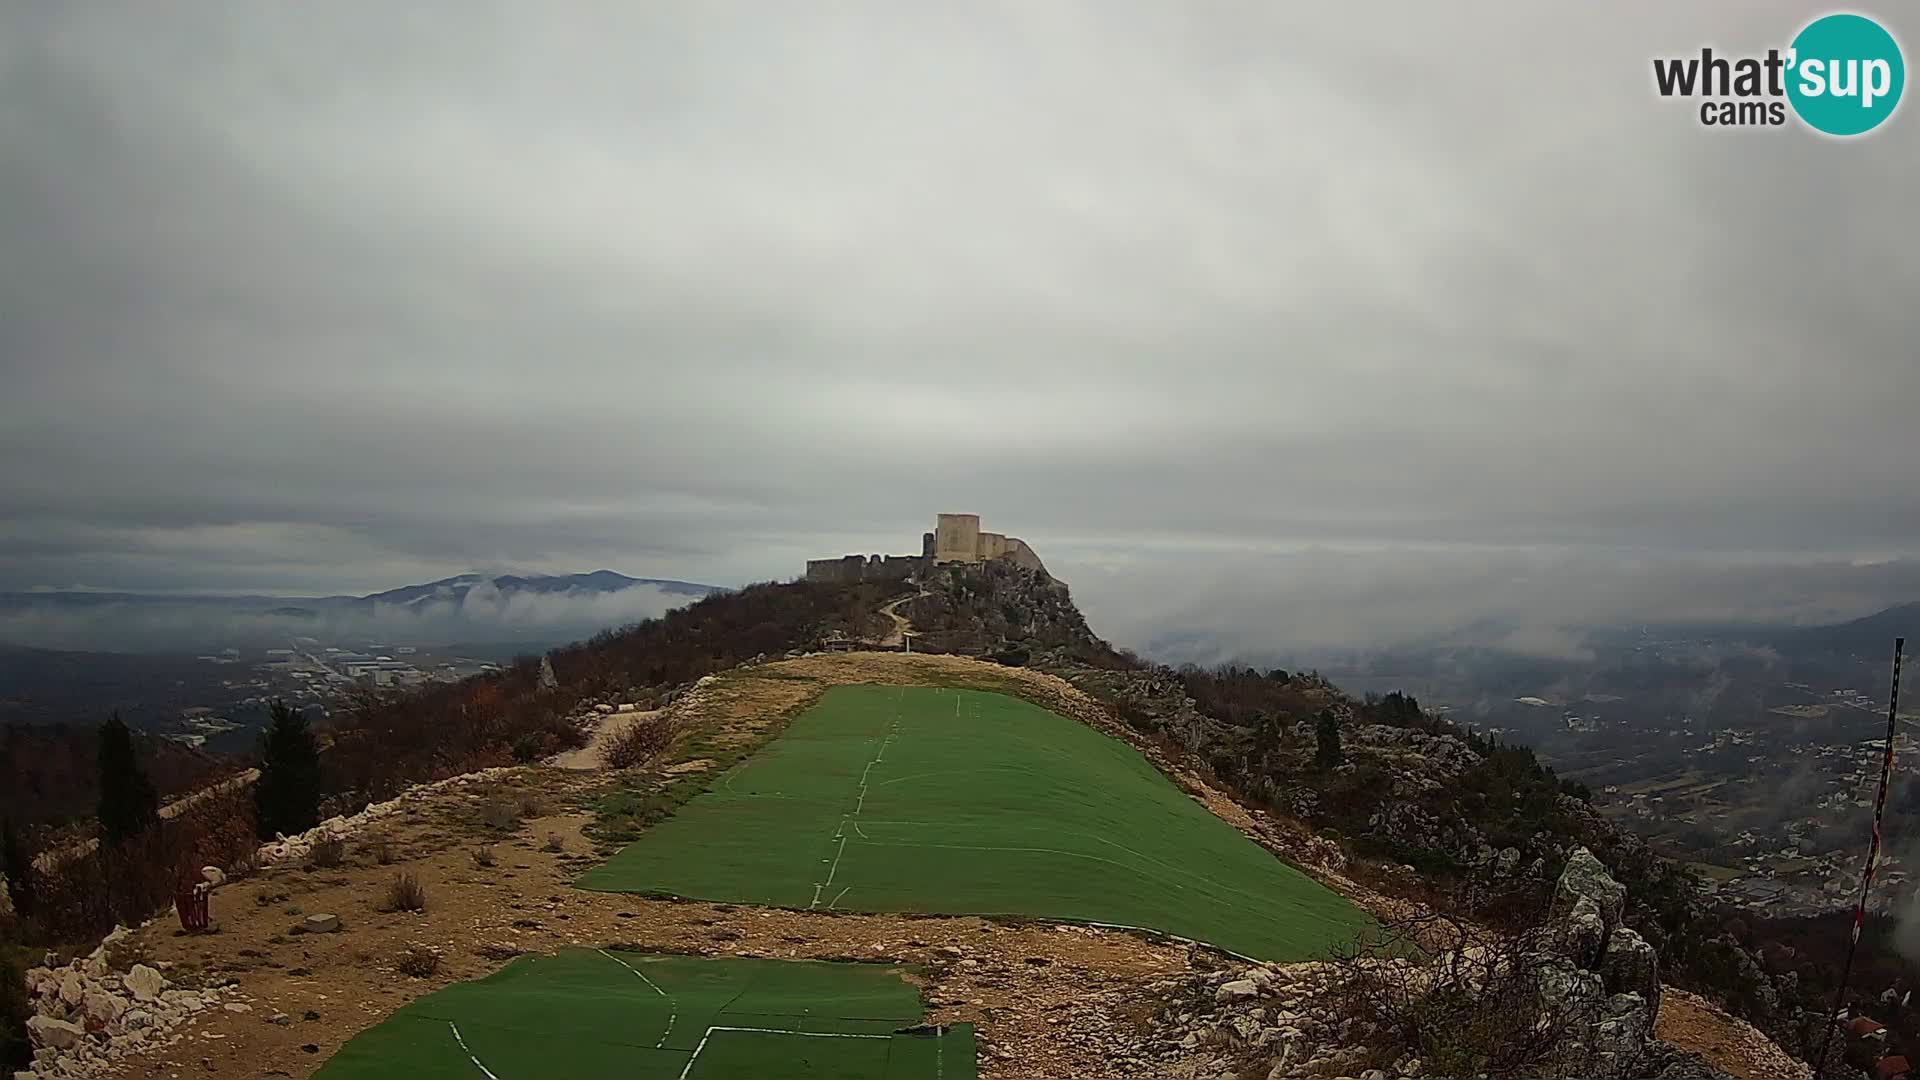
[1656,987,1811,1080]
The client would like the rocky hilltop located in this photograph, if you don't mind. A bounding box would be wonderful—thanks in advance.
[2,565,1838,1079]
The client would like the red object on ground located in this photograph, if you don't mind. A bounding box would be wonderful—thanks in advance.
[175,883,209,932]
[1875,1055,1910,1080]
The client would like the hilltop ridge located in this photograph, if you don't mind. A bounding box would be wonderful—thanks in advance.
[5,563,1834,1079]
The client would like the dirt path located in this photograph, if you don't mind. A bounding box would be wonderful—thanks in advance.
[875,590,925,648]
[547,708,667,770]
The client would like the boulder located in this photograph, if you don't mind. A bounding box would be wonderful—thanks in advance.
[81,990,126,1023]
[201,865,226,888]
[1215,978,1261,1003]
[25,1017,83,1051]
[303,913,342,934]
[1601,928,1661,1012]
[1559,895,1606,967]
[122,964,166,1002]
[57,972,84,1007]
[1552,847,1626,933]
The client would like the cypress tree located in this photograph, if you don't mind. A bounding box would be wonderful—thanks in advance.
[1,953,29,1070]
[254,700,322,840]
[1314,709,1345,770]
[0,818,30,916]
[97,713,159,843]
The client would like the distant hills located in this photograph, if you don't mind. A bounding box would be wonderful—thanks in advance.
[0,572,724,653]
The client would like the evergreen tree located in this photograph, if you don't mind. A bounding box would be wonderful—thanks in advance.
[96,713,159,844]
[254,700,322,840]
[1,818,31,916]
[1314,709,1344,770]
[0,953,29,1070]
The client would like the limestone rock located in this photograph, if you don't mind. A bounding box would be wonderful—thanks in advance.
[1215,978,1260,1002]
[81,990,126,1023]
[122,964,166,1002]
[303,913,342,934]
[25,1017,83,1051]
[201,865,226,888]
[1552,847,1626,932]
[1560,895,1606,967]
[57,972,84,1007]
[1601,927,1661,1011]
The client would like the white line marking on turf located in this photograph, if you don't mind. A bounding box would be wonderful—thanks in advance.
[676,1026,892,1080]
[828,885,850,909]
[811,699,901,908]
[448,1021,500,1080]
[596,949,677,1048]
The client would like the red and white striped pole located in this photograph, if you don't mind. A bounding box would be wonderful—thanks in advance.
[1815,636,1904,1079]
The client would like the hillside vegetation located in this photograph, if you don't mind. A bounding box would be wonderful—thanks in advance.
[0,563,1847,1073]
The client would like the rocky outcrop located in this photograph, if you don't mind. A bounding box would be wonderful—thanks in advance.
[17,925,239,1080]
[1527,847,1719,1077]
[1121,850,1752,1079]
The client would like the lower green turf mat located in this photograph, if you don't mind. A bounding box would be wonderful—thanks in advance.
[313,950,975,1080]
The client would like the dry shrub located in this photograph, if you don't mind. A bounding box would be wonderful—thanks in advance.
[306,833,345,869]
[225,846,262,881]
[603,717,678,770]
[541,833,564,853]
[32,789,260,942]
[366,840,394,866]
[381,872,427,913]
[515,791,544,818]
[478,796,519,831]
[395,945,440,978]
[1324,911,1638,1079]
[470,845,496,869]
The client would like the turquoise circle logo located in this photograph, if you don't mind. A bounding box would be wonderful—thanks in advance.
[1787,13,1905,136]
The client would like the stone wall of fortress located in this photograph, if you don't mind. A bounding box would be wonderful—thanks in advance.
[806,513,1049,583]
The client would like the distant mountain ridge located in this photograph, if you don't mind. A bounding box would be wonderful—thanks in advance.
[0,572,725,652]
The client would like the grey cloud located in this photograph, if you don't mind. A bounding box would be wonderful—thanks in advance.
[2,2,1917,654]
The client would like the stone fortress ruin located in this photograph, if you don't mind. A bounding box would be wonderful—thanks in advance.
[804,513,1048,584]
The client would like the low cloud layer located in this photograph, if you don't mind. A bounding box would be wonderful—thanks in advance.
[3,3,1917,658]
[0,581,702,653]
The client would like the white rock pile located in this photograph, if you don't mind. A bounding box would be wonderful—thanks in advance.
[16,926,238,1080]
[254,765,521,864]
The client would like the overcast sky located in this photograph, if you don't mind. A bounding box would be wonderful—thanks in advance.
[2,3,1916,656]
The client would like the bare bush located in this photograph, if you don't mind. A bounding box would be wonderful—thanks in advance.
[32,788,258,942]
[225,846,262,881]
[470,845,496,869]
[541,833,564,853]
[380,872,427,913]
[603,717,678,770]
[365,839,394,866]
[306,833,345,869]
[515,792,544,818]
[477,796,519,832]
[1323,911,1640,1079]
[395,945,440,978]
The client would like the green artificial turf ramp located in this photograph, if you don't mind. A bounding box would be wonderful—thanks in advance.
[579,684,1370,960]
[313,950,974,1080]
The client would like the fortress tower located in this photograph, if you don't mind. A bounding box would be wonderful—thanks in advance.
[806,513,1047,583]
